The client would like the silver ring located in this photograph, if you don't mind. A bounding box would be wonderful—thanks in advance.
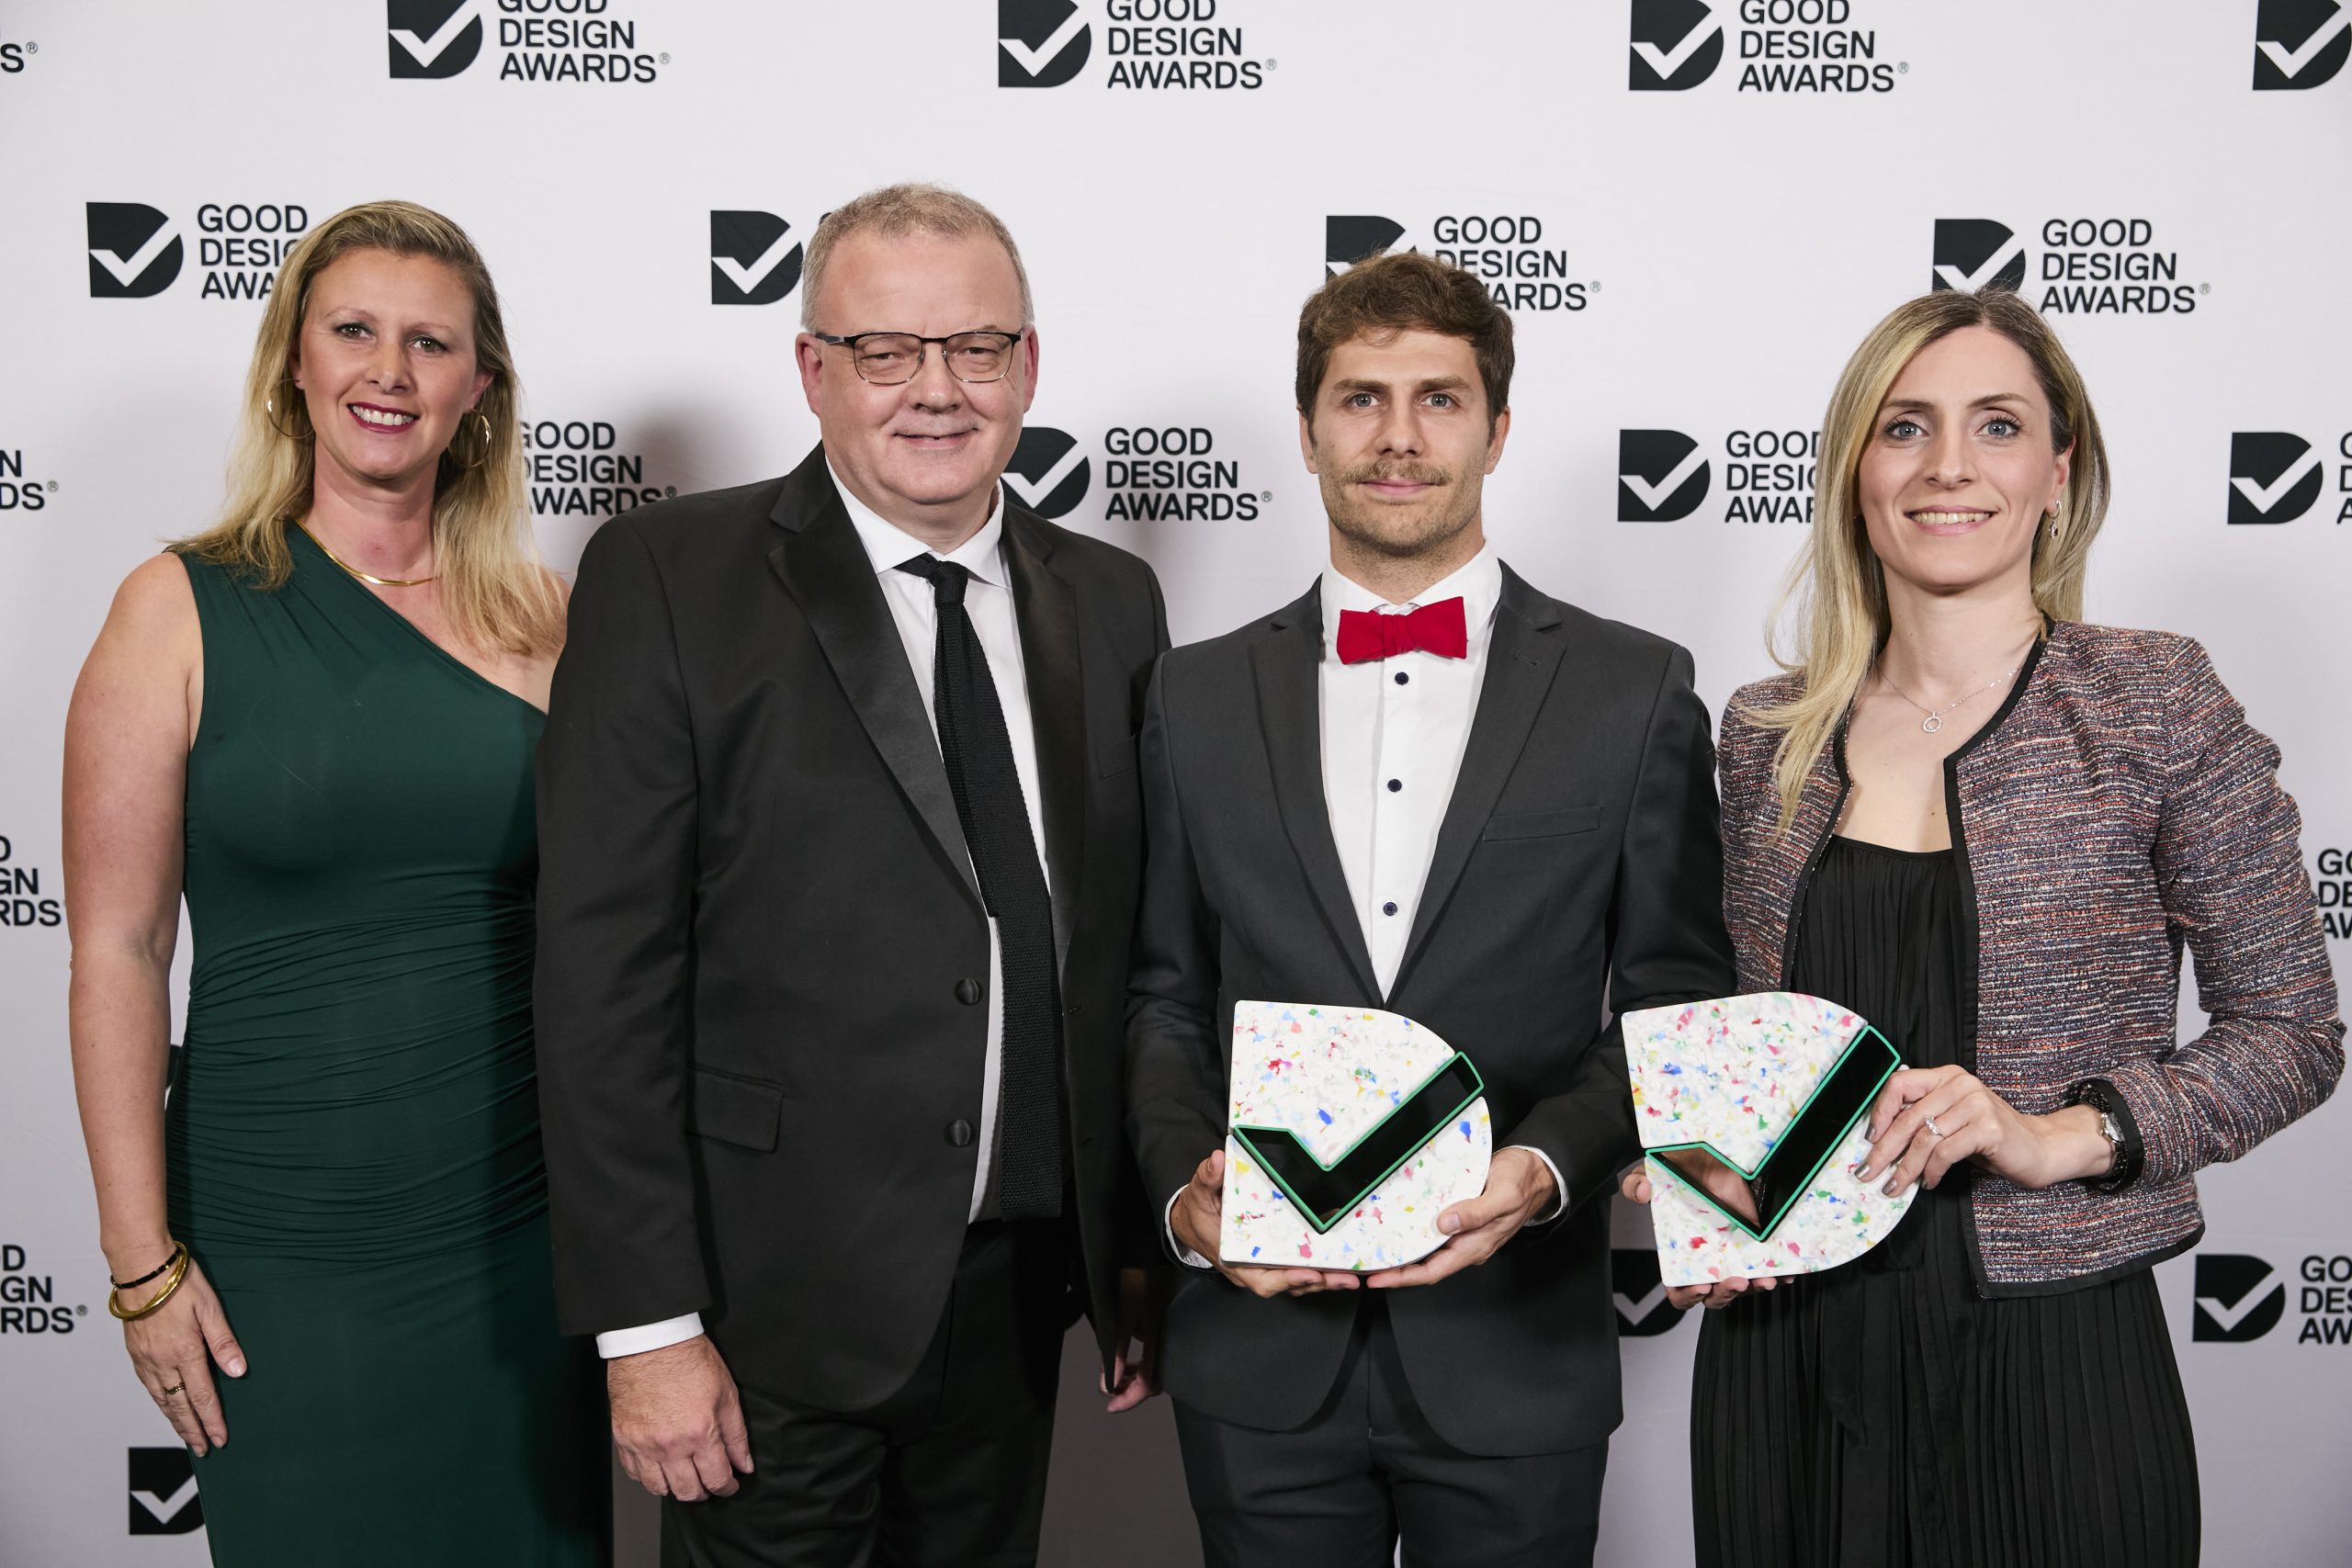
[1923,1115,1943,1137]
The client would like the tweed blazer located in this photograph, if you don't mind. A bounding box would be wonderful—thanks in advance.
[1719,621,2343,1294]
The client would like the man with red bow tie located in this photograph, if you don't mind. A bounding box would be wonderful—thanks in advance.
[1125,251,1736,1568]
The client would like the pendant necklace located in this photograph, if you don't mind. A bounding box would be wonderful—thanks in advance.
[1877,663,2017,735]
[293,518,436,587]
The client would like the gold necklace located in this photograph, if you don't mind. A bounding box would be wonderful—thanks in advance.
[294,518,436,587]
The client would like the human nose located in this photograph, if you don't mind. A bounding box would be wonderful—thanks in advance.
[1374,400,1422,457]
[1925,422,1974,487]
[366,335,413,393]
[905,340,963,409]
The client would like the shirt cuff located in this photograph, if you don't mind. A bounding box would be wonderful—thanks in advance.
[1163,1187,1215,1269]
[1503,1145,1567,1224]
[595,1313,705,1359]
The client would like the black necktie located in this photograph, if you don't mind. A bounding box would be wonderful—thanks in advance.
[895,556,1063,1222]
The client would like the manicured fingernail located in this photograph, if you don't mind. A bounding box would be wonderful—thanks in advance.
[1439,1213,1461,1234]
[225,1358,246,1377]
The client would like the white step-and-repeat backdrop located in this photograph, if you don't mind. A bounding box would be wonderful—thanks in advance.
[3,2,2347,1562]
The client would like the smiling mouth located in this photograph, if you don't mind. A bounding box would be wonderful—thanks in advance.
[1908,508,1994,526]
[348,404,419,430]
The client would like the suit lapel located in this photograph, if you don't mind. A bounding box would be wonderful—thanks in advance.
[1250,587,1381,1001]
[1003,509,1085,976]
[1391,566,1565,998]
[766,451,980,909]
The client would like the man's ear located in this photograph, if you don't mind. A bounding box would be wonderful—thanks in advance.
[1484,407,1512,476]
[1298,410,1319,475]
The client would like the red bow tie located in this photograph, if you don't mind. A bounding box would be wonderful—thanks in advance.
[1335,598,1468,664]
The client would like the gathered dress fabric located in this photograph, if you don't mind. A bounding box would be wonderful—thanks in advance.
[1689,836,2197,1568]
[167,531,606,1565]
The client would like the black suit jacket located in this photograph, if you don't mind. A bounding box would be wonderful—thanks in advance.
[536,445,1168,1411]
[1125,566,1734,1456]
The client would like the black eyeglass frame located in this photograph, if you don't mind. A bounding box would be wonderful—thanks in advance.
[808,328,1027,385]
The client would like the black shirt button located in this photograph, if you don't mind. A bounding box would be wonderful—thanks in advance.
[945,1119,976,1147]
[1382,901,1399,917]
[1394,671,1410,685]
[1386,778,1402,793]
[955,977,983,1005]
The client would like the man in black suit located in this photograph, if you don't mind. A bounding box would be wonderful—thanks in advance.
[1126,251,1736,1566]
[536,183,1167,1567]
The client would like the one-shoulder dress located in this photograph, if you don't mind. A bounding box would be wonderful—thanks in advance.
[169,530,606,1564]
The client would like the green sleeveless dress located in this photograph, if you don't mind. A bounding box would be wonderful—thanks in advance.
[168,529,607,1565]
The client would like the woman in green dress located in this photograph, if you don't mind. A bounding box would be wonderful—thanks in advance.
[63,200,607,1564]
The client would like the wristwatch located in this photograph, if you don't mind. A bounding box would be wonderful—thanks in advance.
[2063,1078,2143,1194]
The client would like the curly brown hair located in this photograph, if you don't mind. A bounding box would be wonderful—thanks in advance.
[1295,251,1513,433]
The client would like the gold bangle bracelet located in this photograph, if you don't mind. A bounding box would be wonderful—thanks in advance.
[107,1245,191,1322]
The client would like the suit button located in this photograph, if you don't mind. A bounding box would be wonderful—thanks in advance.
[946,1119,976,1147]
[955,977,983,1005]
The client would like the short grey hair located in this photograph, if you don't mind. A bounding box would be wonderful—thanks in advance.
[799,182,1035,330]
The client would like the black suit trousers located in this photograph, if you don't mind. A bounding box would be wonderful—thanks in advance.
[1172,1295,1608,1568]
[660,1221,1068,1568]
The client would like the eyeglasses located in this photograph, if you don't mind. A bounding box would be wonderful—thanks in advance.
[809,329,1024,386]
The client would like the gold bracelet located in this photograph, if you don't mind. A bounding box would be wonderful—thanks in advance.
[107,1244,190,1322]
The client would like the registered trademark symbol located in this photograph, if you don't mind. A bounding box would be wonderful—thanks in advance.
[659,52,670,63]
[1265,59,1277,69]
[1260,491,1272,502]
[1589,281,1601,292]
[46,480,59,492]
[75,1303,87,1315]
[24,41,35,53]
[664,486,677,497]
[1897,62,1908,73]
[2199,283,2211,294]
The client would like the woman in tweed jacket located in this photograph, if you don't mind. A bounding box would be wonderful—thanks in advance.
[1631,289,2343,1568]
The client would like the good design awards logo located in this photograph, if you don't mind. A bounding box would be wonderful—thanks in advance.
[708,211,803,307]
[2227,433,2326,525]
[388,0,484,77]
[85,203,182,299]
[1628,0,1724,90]
[1000,0,1091,85]
[2253,0,2349,89]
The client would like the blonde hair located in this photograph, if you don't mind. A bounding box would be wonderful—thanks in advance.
[1748,288,2110,829]
[172,199,561,657]
[799,182,1034,331]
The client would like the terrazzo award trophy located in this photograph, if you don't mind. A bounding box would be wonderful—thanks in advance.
[1622,991,1913,1287]
[1220,1001,1490,1271]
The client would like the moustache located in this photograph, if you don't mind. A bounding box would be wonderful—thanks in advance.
[1338,462,1453,488]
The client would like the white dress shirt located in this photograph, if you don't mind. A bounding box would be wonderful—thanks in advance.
[598,468,1046,1359]
[1165,546,1561,1269]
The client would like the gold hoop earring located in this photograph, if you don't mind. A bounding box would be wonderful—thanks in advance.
[447,409,493,472]
[266,377,312,443]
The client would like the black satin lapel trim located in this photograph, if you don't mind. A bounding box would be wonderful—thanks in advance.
[1005,516,1085,975]
[767,505,979,908]
[1392,601,1565,997]
[1250,602,1381,1001]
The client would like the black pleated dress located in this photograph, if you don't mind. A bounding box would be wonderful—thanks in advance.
[1689,837,2199,1568]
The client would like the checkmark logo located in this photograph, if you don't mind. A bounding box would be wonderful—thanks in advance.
[1234,1054,1486,1234]
[1629,0,1724,90]
[1617,429,1712,522]
[1648,1026,1901,1242]
[1002,427,1092,518]
[709,211,803,306]
[85,203,183,298]
[2255,0,2350,88]
[1000,0,1092,87]
[1611,1249,1684,1336]
[127,1448,204,1534]
[2227,432,2324,525]
[387,0,482,79]
[1326,215,1413,277]
[2193,1255,2288,1340]
[1930,219,2026,294]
